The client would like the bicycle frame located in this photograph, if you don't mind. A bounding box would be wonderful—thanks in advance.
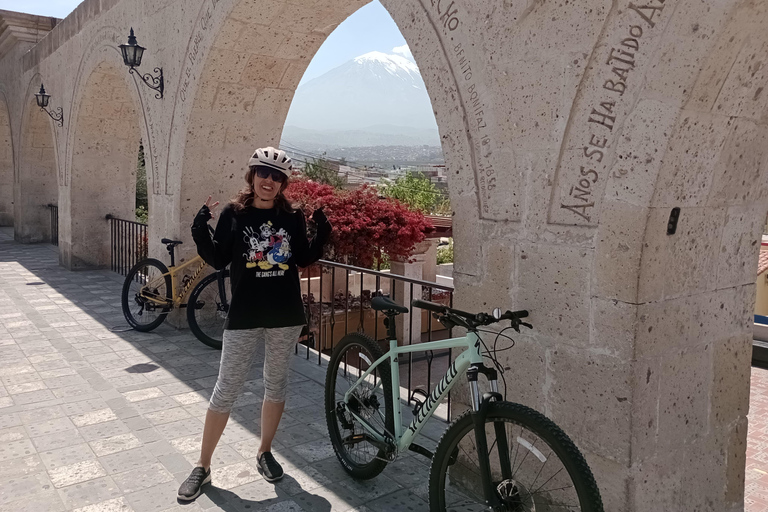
[139,255,208,308]
[343,331,485,454]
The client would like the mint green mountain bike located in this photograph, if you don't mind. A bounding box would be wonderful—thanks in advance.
[324,297,603,511]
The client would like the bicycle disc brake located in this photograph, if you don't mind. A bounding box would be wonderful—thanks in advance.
[496,479,533,511]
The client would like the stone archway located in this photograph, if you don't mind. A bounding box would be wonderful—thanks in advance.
[63,61,142,269]
[0,93,13,226]
[16,81,58,243]
[159,0,471,253]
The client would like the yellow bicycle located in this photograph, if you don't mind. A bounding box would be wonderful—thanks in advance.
[120,236,230,349]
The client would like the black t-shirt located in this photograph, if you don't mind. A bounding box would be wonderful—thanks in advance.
[191,204,327,330]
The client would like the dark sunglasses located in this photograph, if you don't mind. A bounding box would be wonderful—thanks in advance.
[256,167,286,183]
[254,167,287,183]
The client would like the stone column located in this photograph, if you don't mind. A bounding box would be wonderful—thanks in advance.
[421,238,439,283]
[391,240,433,345]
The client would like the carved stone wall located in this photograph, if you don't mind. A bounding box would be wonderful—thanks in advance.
[0,0,766,509]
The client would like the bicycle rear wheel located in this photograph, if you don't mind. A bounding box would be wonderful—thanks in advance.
[121,258,172,332]
[186,269,230,350]
[325,333,394,480]
[429,401,603,512]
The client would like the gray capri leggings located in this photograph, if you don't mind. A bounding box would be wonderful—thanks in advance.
[209,325,304,413]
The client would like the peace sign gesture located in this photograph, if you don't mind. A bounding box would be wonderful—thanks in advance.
[203,195,220,220]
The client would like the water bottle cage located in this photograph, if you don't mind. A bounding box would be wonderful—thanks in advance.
[410,388,429,416]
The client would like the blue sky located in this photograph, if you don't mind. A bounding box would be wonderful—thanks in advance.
[0,0,407,84]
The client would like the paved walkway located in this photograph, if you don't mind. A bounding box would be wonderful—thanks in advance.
[0,227,446,512]
[747,365,768,512]
[2,227,768,511]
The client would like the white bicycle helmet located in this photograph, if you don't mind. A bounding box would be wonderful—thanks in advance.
[248,146,293,176]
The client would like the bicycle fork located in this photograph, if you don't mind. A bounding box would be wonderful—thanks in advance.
[467,364,511,510]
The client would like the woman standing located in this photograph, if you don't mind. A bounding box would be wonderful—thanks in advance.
[178,147,331,501]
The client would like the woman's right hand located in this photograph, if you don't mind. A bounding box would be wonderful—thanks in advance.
[193,196,219,227]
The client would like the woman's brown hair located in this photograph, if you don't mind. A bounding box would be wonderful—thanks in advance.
[231,166,294,214]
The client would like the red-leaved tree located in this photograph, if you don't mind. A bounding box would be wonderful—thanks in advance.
[286,179,433,268]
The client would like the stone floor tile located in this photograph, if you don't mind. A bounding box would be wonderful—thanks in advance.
[0,437,37,461]
[170,390,208,405]
[133,396,178,414]
[61,397,110,416]
[0,471,53,505]
[88,432,143,457]
[144,439,177,457]
[169,434,204,454]
[73,496,134,512]
[0,424,29,442]
[71,408,119,427]
[123,480,183,512]
[144,407,192,425]
[79,420,131,442]
[31,428,88,451]
[219,421,259,444]
[49,459,108,488]
[40,442,98,471]
[123,415,153,432]
[291,438,337,464]
[212,461,262,490]
[362,488,428,512]
[57,475,123,509]
[291,482,364,512]
[153,417,205,440]
[12,388,58,405]
[157,452,193,475]
[7,380,48,394]
[183,443,244,468]
[207,479,290,511]
[1,489,67,512]
[0,454,44,478]
[112,462,174,494]
[99,446,159,475]
[275,423,326,446]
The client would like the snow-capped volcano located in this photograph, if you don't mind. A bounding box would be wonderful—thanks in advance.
[283,49,439,139]
[352,51,421,81]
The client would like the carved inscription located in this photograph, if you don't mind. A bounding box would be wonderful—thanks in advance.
[430,0,461,31]
[452,42,500,217]
[179,0,222,103]
[552,0,669,225]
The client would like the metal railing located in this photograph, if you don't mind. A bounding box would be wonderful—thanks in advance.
[46,204,58,246]
[297,259,455,420]
[106,214,148,275]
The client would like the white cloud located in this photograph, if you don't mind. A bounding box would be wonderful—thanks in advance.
[392,44,414,62]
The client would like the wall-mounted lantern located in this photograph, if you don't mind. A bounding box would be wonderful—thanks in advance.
[119,28,164,99]
[35,84,64,127]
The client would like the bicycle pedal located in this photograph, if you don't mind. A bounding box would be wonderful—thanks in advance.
[410,388,429,416]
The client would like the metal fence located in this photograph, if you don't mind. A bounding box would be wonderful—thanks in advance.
[297,259,455,420]
[46,204,58,246]
[106,215,148,275]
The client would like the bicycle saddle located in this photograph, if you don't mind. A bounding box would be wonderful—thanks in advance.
[161,238,183,246]
[371,296,408,314]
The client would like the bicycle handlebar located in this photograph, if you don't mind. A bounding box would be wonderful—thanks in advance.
[411,299,531,331]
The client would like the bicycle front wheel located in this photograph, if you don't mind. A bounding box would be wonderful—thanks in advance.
[325,333,394,480]
[121,258,172,332]
[186,269,230,350]
[429,401,603,512]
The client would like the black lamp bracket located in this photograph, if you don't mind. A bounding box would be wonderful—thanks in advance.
[129,66,164,99]
[41,106,64,127]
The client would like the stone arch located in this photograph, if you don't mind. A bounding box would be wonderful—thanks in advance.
[0,92,14,226]
[16,75,58,243]
[161,0,473,252]
[65,59,143,269]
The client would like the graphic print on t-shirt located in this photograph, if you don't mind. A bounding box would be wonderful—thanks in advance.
[243,221,292,275]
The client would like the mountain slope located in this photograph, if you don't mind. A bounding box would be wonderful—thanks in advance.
[284,51,439,137]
